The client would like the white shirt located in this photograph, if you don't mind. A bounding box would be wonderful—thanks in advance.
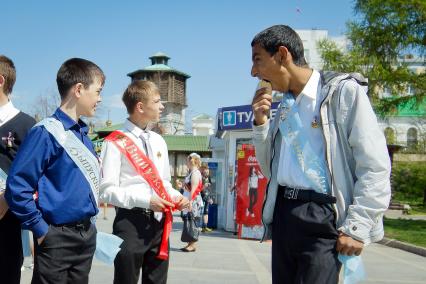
[99,119,181,218]
[277,70,327,188]
[0,101,20,127]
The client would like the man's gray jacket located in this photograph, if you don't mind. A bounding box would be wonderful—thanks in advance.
[252,71,391,245]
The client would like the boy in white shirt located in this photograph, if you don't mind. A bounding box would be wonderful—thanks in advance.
[100,80,189,284]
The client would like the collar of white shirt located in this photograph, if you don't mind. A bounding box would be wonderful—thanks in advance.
[124,119,150,140]
[294,69,321,105]
[0,100,19,125]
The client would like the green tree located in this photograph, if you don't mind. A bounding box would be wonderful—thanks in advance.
[392,162,426,205]
[318,0,426,115]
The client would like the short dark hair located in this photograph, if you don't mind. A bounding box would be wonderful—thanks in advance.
[56,58,105,99]
[122,80,159,114]
[251,25,307,67]
[0,55,16,95]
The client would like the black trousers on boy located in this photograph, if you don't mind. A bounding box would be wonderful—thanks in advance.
[113,208,169,284]
[0,210,23,284]
[272,188,341,284]
[31,219,96,284]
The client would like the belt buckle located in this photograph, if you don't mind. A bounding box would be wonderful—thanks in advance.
[75,223,85,230]
[285,188,299,200]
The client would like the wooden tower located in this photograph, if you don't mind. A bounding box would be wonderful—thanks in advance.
[127,52,190,135]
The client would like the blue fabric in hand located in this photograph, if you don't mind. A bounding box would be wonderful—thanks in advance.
[338,254,366,284]
[95,232,124,265]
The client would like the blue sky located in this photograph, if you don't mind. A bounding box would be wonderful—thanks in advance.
[2,0,355,128]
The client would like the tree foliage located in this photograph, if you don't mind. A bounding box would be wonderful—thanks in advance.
[392,162,426,204]
[318,0,426,115]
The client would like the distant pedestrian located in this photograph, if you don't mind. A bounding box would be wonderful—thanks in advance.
[200,164,213,232]
[180,153,204,252]
[175,179,184,195]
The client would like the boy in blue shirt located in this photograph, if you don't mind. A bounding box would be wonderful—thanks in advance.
[6,58,104,284]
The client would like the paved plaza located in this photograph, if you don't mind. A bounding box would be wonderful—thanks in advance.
[20,208,426,284]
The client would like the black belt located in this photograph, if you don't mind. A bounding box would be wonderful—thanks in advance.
[127,207,153,215]
[279,185,336,204]
[53,217,92,230]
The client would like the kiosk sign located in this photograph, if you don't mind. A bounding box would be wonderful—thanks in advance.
[217,102,279,131]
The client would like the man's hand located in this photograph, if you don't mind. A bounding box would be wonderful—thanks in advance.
[252,87,272,126]
[149,195,175,212]
[336,232,364,256]
[0,191,9,220]
[174,196,190,211]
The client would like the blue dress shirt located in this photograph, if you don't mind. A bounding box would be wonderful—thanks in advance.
[5,108,99,238]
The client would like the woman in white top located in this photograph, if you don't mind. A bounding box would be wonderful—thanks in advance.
[181,153,204,252]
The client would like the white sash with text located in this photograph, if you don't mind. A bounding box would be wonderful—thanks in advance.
[36,118,100,206]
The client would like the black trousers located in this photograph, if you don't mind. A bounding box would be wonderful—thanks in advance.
[31,222,96,284]
[0,210,23,284]
[113,208,169,284]
[272,196,341,284]
[248,187,258,213]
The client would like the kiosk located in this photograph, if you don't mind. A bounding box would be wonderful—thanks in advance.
[209,102,280,238]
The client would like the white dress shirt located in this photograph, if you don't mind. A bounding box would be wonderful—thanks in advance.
[277,69,328,189]
[0,101,20,127]
[99,119,181,218]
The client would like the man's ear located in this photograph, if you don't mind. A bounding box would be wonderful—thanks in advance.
[276,46,291,65]
[0,75,4,87]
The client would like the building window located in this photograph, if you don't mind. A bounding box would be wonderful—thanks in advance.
[407,128,418,150]
[384,127,395,144]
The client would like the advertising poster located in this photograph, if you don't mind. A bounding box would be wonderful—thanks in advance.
[235,144,267,233]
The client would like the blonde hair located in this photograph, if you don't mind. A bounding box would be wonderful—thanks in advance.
[188,152,201,168]
[122,80,159,114]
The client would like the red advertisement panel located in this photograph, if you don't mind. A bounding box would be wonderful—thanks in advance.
[235,144,267,226]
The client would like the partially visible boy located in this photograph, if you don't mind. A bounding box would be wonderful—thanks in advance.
[6,58,104,284]
[0,55,36,284]
[100,80,189,284]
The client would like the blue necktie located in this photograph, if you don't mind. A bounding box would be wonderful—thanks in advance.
[278,93,330,194]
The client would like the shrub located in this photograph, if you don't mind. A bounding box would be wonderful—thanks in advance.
[391,162,426,203]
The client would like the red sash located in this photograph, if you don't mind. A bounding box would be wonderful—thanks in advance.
[191,180,203,200]
[105,130,174,260]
